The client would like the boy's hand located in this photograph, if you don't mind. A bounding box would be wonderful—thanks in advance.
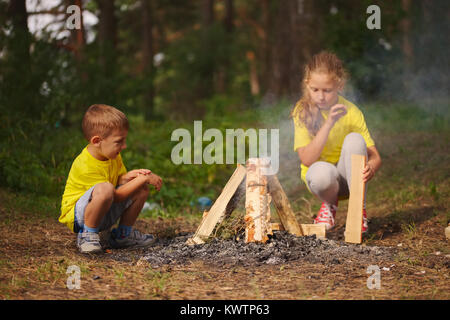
[143,173,163,191]
[119,169,152,184]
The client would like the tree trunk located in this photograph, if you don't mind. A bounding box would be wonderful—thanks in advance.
[263,0,323,98]
[200,0,215,97]
[401,0,413,67]
[6,0,34,116]
[224,0,233,32]
[97,0,117,50]
[215,0,233,93]
[7,0,30,66]
[142,0,155,120]
[67,0,85,62]
[96,0,118,101]
[202,0,214,26]
[260,0,272,96]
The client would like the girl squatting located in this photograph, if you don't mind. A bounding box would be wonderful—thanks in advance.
[292,51,382,233]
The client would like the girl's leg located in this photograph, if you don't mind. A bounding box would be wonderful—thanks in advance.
[306,161,340,205]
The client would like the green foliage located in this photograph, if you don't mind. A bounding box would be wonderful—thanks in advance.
[0,0,447,218]
[321,0,404,99]
[156,22,250,120]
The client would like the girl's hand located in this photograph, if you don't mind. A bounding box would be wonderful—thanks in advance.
[326,104,347,126]
[362,163,375,183]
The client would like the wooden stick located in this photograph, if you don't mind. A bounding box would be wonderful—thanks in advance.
[344,154,367,244]
[245,158,272,243]
[186,164,247,245]
[271,223,325,239]
[300,224,326,239]
[267,175,304,236]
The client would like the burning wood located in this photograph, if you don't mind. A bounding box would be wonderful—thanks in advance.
[187,157,325,246]
[244,158,273,243]
[186,164,247,245]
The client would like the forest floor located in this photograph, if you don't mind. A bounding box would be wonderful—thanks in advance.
[0,201,448,300]
[0,105,449,301]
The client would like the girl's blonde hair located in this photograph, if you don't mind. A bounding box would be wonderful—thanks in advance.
[82,104,129,141]
[291,51,349,136]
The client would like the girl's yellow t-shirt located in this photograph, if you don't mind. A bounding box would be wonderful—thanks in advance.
[59,146,127,232]
[293,96,375,185]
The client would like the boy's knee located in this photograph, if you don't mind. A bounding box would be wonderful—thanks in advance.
[92,182,115,202]
[136,185,149,200]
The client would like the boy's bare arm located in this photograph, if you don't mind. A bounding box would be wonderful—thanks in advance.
[114,172,163,202]
[118,169,151,185]
[114,175,148,202]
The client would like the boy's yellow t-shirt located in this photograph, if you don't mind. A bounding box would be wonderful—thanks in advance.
[59,146,127,232]
[293,96,375,185]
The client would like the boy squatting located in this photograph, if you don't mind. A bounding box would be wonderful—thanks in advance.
[59,104,163,254]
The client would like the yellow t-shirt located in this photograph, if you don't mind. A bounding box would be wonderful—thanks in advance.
[293,96,375,185]
[59,146,127,231]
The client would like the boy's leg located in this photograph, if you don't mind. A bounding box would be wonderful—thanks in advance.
[83,182,115,230]
[109,185,157,248]
[118,184,149,228]
[74,182,114,254]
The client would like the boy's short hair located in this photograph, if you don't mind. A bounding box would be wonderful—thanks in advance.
[82,104,129,141]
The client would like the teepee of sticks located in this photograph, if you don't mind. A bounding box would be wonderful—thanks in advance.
[186,158,328,245]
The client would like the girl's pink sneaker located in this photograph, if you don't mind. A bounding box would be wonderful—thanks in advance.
[362,209,369,233]
[313,202,337,230]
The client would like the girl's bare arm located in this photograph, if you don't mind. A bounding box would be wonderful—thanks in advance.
[363,146,382,182]
[297,104,347,166]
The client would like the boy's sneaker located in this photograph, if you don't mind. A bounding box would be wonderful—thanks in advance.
[109,228,156,249]
[362,209,369,234]
[77,231,102,254]
[313,202,337,231]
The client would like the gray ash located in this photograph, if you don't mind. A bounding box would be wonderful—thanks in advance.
[111,231,394,268]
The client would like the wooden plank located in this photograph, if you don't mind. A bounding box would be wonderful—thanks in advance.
[271,223,325,239]
[186,164,247,245]
[245,158,272,243]
[344,154,367,244]
[267,174,304,236]
[300,224,326,239]
[271,223,284,231]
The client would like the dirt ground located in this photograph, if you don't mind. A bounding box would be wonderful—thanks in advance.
[0,200,448,300]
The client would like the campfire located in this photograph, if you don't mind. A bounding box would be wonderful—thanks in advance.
[187,155,366,245]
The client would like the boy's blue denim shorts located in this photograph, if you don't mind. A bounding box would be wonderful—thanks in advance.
[73,184,133,233]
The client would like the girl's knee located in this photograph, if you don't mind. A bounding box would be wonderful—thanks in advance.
[343,132,366,151]
[306,162,338,192]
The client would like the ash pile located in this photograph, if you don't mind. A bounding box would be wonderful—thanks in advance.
[129,231,394,268]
